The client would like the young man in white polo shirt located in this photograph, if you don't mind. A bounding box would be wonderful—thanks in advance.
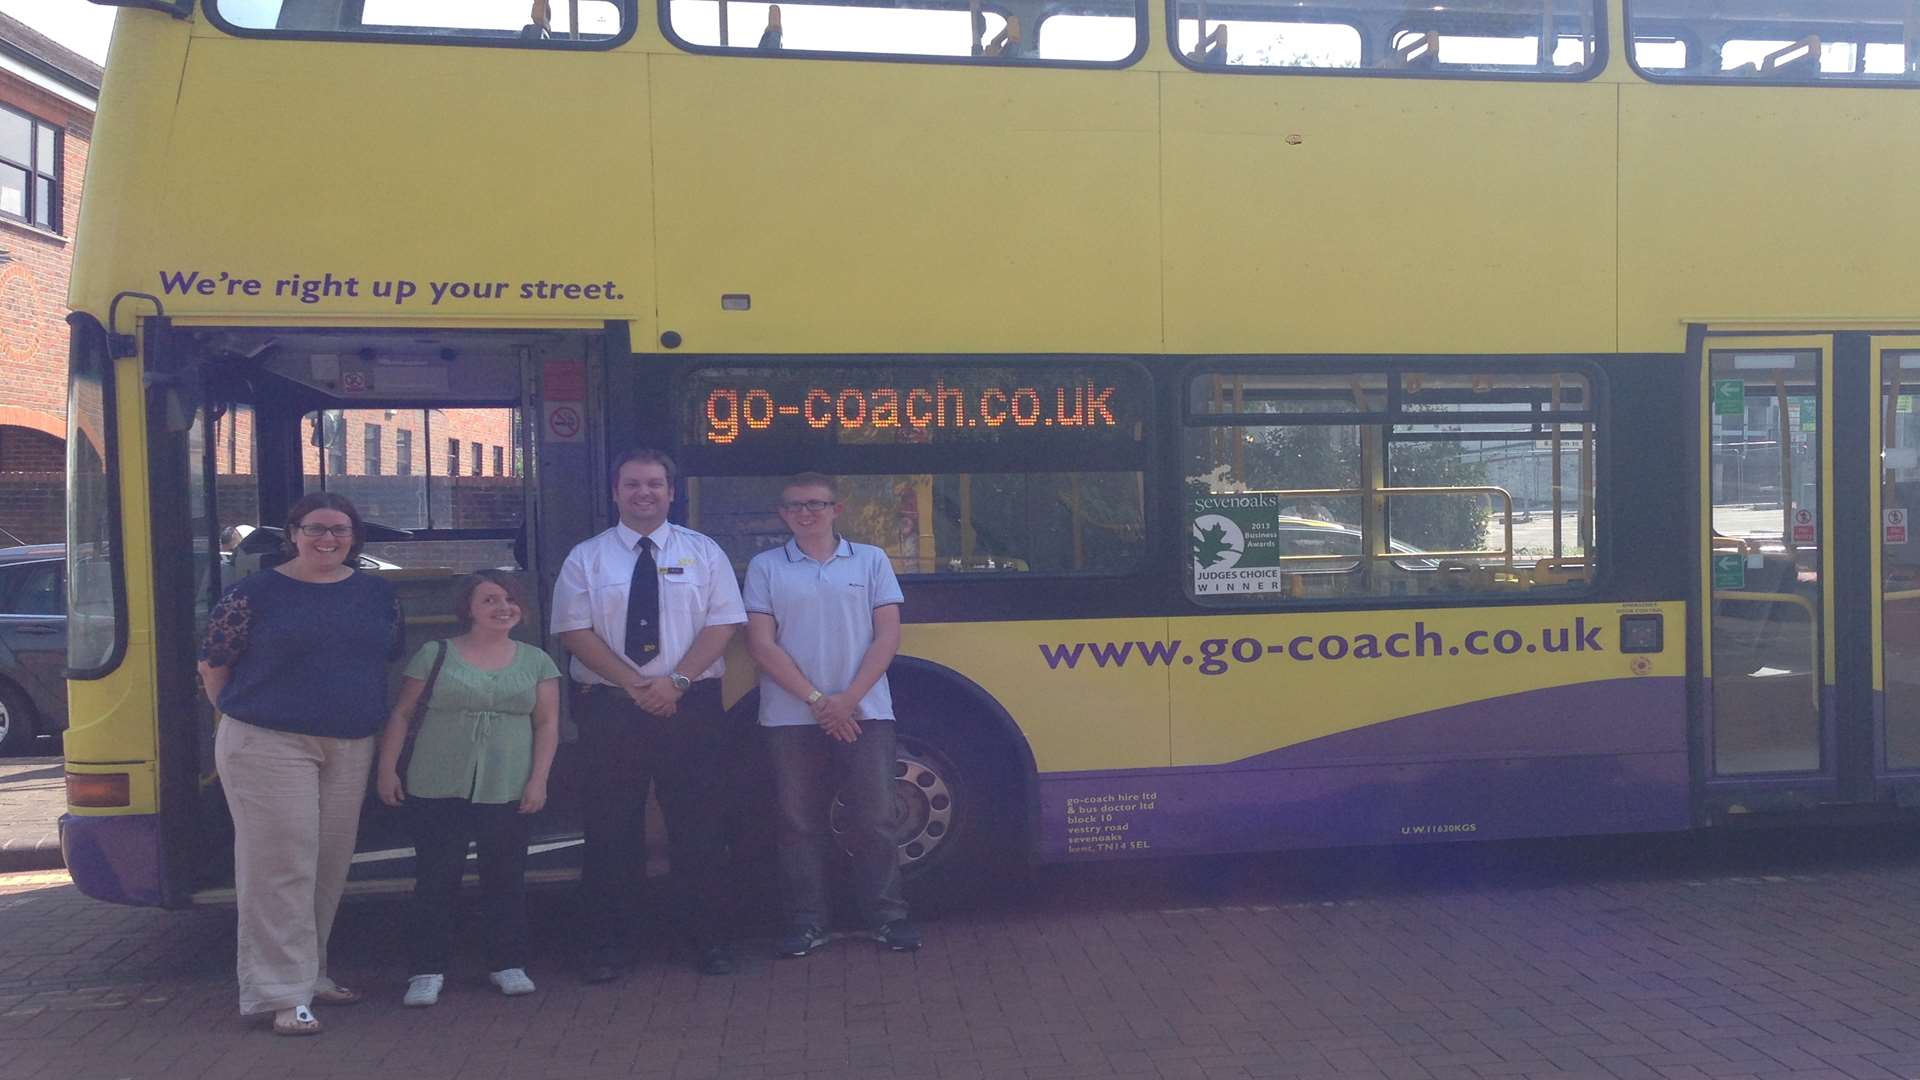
[550,448,746,979]
[743,473,921,955]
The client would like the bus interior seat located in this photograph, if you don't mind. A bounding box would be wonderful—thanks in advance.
[1391,33,1438,69]
[1189,22,1227,65]
[1759,37,1821,78]
[1531,557,1589,588]
[984,16,1021,57]
[521,0,550,39]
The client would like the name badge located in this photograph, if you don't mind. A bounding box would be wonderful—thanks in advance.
[661,566,685,575]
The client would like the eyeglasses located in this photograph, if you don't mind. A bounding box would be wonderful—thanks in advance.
[296,524,355,539]
[779,500,835,514]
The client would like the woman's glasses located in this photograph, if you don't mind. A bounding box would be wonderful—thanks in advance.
[778,500,835,514]
[296,524,355,539]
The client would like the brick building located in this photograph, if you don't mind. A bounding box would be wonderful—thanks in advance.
[0,14,99,543]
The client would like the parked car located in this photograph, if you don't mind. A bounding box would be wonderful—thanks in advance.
[0,530,419,755]
[0,544,66,754]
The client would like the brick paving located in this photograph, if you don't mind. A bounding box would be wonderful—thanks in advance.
[4,831,1920,1078]
[0,754,63,871]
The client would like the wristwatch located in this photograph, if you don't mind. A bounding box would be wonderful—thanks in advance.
[805,689,824,704]
[668,672,692,692]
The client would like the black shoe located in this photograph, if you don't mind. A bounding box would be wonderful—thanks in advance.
[582,949,622,984]
[697,943,735,975]
[777,925,829,959]
[873,919,922,952]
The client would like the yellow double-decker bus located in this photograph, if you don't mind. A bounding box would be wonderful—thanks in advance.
[59,0,1920,907]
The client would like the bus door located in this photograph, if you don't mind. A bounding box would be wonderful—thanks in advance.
[153,325,603,897]
[1699,331,1916,811]
[1871,337,1920,801]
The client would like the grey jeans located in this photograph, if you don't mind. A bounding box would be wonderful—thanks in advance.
[766,720,907,930]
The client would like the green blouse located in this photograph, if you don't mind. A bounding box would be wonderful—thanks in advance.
[403,640,560,804]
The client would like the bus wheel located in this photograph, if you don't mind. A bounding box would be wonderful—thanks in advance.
[832,722,1018,908]
[0,680,36,756]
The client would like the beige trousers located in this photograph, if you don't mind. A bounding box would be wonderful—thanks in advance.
[215,718,374,1016]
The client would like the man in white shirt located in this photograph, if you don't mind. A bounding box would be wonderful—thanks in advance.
[743,473,920,956]
[550,448,746,979]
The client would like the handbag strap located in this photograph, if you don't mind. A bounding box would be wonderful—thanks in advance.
[408,640,450,734]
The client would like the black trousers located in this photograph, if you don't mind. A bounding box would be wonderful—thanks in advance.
[576,680,731,951]
[407,796,530,974]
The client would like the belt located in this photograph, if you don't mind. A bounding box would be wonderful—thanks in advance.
[583,679,718,694]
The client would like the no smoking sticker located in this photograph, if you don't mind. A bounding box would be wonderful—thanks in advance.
[1792,507,1816,544]
[543,402,584,443]
[1888,508,1909,546]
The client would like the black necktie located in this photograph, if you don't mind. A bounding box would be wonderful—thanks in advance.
[625,536,659,665]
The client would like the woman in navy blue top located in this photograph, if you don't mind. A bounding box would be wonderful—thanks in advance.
[198,492,400,1036]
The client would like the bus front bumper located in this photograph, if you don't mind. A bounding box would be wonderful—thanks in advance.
[59,813,165,907]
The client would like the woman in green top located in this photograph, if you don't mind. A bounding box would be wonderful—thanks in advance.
[376,570,560,1007]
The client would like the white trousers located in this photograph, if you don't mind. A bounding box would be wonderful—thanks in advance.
[215,718,373,1016]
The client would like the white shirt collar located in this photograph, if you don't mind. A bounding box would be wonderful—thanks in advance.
[615,519,673,551]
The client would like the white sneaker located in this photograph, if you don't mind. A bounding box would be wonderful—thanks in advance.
[489,967,536,996]
[403,973,443,1007]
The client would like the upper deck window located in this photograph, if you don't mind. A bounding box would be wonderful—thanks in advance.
[663,0,1143,65]
[209,0,631,47]
[1627,0,1920,84]
[0,105,59,233]
[1170,0,1601,77]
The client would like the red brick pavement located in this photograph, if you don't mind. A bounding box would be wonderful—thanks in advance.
[5,841,1920,1079]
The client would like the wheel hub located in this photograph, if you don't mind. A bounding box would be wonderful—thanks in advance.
[831,742,955,870]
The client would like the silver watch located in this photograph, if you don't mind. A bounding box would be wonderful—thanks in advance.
[668,672,692,692]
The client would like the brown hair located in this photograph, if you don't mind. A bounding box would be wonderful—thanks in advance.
[283,491,367,560]
[610,447,676,489]
[451,569,529,632]
[782,472,840,500]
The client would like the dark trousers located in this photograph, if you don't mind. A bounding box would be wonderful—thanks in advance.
[407,796,530,974]
[576,681,730,952]
[766,720,907,931]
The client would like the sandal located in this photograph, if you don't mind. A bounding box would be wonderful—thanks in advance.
[272,1005,323,1036]
[311,983,363,1006]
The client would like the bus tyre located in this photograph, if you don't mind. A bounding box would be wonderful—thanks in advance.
[831,716,1020,911]
[0,680,35,756]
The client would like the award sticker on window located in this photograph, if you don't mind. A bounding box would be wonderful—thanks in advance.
[1191,494,1282,595]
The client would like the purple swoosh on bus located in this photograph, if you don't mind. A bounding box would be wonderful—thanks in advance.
[1040,677,1689,859]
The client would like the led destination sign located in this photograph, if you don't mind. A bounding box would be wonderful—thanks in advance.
[684,363,1145,448]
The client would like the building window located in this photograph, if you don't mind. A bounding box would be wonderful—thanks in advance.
[447,438,460,476]
[0,106,59,232]
[493,445,504,476]
[470,441,482,476]
[396,429,413,476]
[364,424,383,475]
